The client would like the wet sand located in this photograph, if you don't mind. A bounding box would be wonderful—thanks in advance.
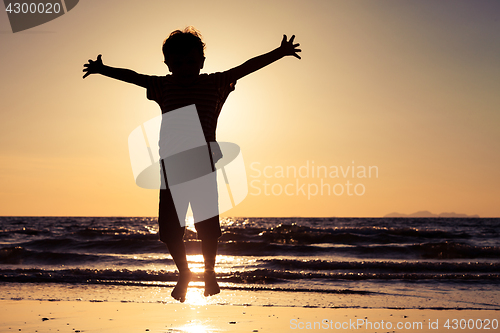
[1,284,499,333]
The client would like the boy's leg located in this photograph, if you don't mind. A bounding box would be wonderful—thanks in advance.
[194,210,222,297]
[201,236,220,296]
[158,189,191,302]
[190,168,221,296]
[166,238,192,302]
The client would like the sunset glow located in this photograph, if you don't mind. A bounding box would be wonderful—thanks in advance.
[0,0,498,217]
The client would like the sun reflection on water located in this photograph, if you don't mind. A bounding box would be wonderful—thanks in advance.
[184,288,208,306]
[184,254,204,273]
[173,323,214,333]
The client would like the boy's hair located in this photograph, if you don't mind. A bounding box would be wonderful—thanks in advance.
[162,26,206,62]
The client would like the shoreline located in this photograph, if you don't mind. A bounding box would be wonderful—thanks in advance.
[1,282,499,332]
[1,298,499,333]
[0,282,500,311]
[2,281,499,310]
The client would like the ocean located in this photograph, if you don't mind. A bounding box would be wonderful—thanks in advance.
[1,216,499,309]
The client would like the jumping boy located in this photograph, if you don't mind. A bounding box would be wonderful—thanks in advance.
[83,27,301,302]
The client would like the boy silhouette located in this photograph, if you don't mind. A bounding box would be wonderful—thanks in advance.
[83,27,301,302]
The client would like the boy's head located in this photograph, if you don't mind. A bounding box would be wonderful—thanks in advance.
[163,26,206,78]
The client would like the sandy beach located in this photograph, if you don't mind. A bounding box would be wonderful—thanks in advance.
[2,298,499,333]
[1,283,499,333]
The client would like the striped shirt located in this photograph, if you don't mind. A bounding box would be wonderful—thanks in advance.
[145,71,236,143]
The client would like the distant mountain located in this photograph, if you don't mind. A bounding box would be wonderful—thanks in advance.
[384,211,480,218]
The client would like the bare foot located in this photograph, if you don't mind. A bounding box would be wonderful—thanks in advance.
[171,270,192,302]
[204,271,220,297]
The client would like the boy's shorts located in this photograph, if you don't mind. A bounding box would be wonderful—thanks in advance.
[157,176,222,243]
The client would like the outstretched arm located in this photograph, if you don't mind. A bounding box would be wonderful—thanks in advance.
[229,35,301,81]
[83,55,148,88]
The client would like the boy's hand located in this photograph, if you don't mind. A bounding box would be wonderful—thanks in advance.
[83,54,104,78]
[279,35,301,59]
[228,34,301,80]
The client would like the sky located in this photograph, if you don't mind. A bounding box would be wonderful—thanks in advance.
[0,0,499,217]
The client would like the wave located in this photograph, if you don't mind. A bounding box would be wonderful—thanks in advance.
[1,267,498,286]
[0,246,104,265]
[217,240,500,259]
[414,242,500,259]
[24,237,166,254]
[222,224,474,245]
[266,224,470,242]
[0,246,173,266]
[3,239,499,264]
[0,227,51,237]
[261,258,500,273]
